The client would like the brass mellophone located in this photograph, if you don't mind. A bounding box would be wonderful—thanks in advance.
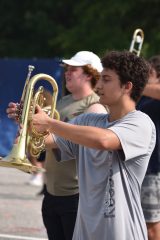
[0,65,59,173]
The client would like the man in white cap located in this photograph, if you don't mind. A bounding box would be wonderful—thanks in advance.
[7,51,107,240]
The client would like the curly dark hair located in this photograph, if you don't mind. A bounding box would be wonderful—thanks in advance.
[101,51,150,102]
[148,55,160,79]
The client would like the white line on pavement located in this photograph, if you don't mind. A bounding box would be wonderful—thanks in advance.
[0,233,47,240]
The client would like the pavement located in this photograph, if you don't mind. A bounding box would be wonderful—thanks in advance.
[0,167,48,240]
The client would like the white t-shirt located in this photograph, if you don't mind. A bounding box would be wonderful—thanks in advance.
[55,110,156,240]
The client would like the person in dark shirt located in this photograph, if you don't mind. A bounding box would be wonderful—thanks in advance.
[137,55,160,240]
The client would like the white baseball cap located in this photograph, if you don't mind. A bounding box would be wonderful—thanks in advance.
[62,51,103,73]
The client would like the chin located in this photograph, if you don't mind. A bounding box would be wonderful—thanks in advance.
[99,98,106,105]
[66,86,72,92]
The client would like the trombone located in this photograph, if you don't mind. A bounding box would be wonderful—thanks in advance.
[0,66,59,173]
[129,28,144,56]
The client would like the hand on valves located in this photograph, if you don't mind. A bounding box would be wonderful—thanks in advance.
[7,102,21,122]
[31,105,51,135]
[6,102,50,135]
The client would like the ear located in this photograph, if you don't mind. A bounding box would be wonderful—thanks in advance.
[85,74,92,82]
[85,73,92,79]
[124,81,133,93]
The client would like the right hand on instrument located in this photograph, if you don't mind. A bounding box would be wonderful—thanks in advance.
[31,104,51,134]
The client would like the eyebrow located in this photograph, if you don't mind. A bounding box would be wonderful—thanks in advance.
[102,73,112,78]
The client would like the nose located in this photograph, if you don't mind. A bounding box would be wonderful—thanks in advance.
[65,69,70,78]
[96,77,102,90]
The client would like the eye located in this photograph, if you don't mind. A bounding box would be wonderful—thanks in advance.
[64,67,69,72]
[103,78,110,83]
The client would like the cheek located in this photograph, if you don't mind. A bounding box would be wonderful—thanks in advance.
[70,72,80,81]
[104,84,116,94]
[105,86,122,100]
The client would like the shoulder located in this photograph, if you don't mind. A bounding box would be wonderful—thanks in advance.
[115,111,156,141]
[86,103,108,114]
[84,92,108,113]
[109,111,156,158]
[130,110,154,124]
[109,110,155,135]
[57,94,73,107]
[59,94,72,101]
[121,110,155,128]
[137,111,156,133]
[85,92,99,103]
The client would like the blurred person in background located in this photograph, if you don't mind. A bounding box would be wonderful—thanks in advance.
[137,55,160,240]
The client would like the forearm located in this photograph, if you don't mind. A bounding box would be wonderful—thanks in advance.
[143,83,160,100]
[46,118,120,150]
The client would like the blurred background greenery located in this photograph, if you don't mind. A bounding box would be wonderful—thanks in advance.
[0,0,159,59]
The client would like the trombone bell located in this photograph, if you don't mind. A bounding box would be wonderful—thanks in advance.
[129,28,144,56]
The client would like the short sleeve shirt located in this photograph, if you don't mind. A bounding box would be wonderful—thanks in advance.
[55,110,156,240]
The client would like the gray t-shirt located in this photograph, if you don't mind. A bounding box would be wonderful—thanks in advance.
[45,92,101,196]
[55,110,156,240]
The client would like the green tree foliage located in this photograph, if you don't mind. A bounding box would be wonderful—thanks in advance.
[0,0,159,58]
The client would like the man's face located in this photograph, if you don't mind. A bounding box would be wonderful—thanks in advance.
[64,65,88,93]
[96,68,126,106]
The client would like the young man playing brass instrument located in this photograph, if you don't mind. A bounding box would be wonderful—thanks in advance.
[7,50,107,240]
[7,50,156,240]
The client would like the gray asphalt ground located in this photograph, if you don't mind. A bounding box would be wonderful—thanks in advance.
[0,167,48,240]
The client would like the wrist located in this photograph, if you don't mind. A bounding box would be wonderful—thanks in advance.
[47,117,55,133]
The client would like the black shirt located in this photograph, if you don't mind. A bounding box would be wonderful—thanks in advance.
[137,96,160,174]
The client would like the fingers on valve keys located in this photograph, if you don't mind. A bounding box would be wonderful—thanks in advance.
[6,102,22,122]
